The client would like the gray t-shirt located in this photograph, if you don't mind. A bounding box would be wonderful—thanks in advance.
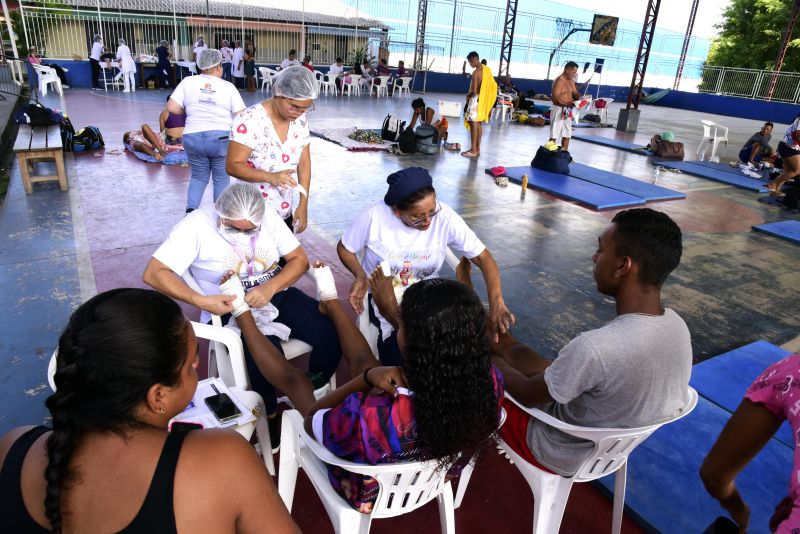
[526,309,692,476]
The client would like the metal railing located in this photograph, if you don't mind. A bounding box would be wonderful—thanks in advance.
[0,54,30,100]
[698,65,800,103]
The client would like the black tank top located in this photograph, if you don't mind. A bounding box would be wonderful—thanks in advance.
[0,425,189,533]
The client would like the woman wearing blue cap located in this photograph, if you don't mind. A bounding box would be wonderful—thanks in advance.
[337,166,514,365]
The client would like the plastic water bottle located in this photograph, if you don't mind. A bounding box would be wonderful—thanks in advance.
[652,166,661,184]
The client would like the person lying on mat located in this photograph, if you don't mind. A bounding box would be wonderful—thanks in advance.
[0,288,299,534]
[337,166,514,366]
[219,263,503,513]
[409,97,448,142]
[123,127,171,160]
[701,352,800,533]
[490,208,692,476]
[226,65,318,233]
[143,183,343,455]
[739,122,774,165]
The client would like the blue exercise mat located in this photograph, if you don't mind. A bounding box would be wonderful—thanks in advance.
[596,397,793,534]
[568,163,685,202]
[543,121,600,129]
[752,220,800,245]
[691,160,770,179]
[691,341,792,447]
[572,134,654,155]
[658,161,768,192]
[501,166,644,210]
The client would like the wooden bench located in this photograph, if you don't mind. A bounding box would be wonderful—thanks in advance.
[13,124,67,194]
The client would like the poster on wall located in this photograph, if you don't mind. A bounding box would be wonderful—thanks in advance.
[590,15,619,46]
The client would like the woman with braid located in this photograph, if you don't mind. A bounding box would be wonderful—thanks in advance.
[0,288,299,533]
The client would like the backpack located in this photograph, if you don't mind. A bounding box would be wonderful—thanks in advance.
[398,128,417,153]
[381,114,406,142]
[649,134,685,159]
[415,125,438,154]
[72,126,105,152]
[582,113,601,123]
[531,146,571,174]
[61,116,76,151]
[14,102,63,126]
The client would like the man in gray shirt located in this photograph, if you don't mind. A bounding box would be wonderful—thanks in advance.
[740,122,774,165]
[492,208,692,476]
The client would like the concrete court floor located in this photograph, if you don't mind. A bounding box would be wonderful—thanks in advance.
[0,85,799,533]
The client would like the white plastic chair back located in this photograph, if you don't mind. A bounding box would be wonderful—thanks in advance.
[499,388,698,534]
[393,76,412,97]
[343,74,362,96]
[101,62,124,91]
[697,120,729,161]
[278,409,457,533]
[372,76,391,98]
[34,65,62,97]
[320,74,338,96]
[258,67,272,91]
[593,98,613,124]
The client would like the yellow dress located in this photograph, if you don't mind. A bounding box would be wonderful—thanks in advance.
[464,64,498,129]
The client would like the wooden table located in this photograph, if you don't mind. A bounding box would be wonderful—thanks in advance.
[13,124,67,194]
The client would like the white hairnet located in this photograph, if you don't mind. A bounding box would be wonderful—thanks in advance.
[94,34,102,42]
[118,38,126,46]
[272,65,319,100]
[159,40,168,47]
[197,48,222,71]
[216,184,265,225]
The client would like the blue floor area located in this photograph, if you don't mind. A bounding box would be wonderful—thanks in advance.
[568,163,685,201]
[752,220,800,245]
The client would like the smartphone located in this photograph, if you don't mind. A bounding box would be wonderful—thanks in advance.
[204,392,242,423]
[170,421,203,433]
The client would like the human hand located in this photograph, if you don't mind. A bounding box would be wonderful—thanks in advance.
[366,366,407,397]
[244,281,275,308]
[293,204,308,233]
[489,298,515,343]
[265,169,297,189]
[197,294,234,316]
[348,276,368,315]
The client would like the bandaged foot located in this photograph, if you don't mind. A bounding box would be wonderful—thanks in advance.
[311,263,338,301]
[219,274,250,317]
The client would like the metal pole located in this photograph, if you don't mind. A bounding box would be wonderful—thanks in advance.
[206,0,210,39]
[673,0,699,90]
[96,0,102,44]
[172,0,178,59]
[301,0,305,57]
[448,0,456,73]
[240,0,244,49]
[767,0,800,100]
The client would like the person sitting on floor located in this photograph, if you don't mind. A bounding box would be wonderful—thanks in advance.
[28,46,69,87]
[409,97,448,142]
[739,122,774,165]
[0,288,299,533]
[700,351,800,533]
[219,263,503,513]
[490,208,693,477]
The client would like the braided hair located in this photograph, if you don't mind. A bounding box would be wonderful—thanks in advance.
[44,288,188,533]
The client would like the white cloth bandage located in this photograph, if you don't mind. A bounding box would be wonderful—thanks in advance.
[311,265,338,301]
[219,276,250,317]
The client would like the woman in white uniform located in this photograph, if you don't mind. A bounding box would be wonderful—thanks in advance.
[115,38,136,92]
[337,166,515,365]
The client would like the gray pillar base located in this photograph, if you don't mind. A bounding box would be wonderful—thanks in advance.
[616,108,641,133]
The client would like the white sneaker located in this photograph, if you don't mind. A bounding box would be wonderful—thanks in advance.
[311,265,338,301]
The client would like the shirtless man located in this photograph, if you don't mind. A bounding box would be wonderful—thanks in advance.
[463,51,484,157]
[550,61,581,151]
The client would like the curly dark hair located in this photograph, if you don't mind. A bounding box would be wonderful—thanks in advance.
[400,278,499,469]
[44,288,188,533]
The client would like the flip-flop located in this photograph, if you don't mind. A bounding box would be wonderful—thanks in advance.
[461,151,479,158]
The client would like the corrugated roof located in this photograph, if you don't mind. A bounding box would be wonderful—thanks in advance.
[58,0,388,30]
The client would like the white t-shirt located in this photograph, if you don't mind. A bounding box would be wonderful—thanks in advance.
[90,42,103,61]
[152,204,301,324]
[232,48,245,77]
[229,103,311,220]
[527,309,692,476]
[280,58,300,70]
[193,45,207,61]
[783,115,800,150]
[170,75,245,135]
[341,201,485,335]
[220,47,233,64]
[329,63,344,76]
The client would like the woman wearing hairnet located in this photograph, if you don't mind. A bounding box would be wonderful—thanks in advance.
[167,49,245,213]
[115,38,136,92]
[227,65,318,233]
[144,182,343,453]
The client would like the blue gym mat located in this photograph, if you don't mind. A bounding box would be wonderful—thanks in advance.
[572,134,654,155]
[542,121,601,129]
[658,161,768,192]
[568,163,686,202]
[752,220,800,245]
[596,397,793,534]
[501,166,645,210]
[691,160,770,179]
[691,341,792,447]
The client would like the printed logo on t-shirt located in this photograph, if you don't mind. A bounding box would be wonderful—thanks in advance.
[222,241,282,290]
[199,82,217,105]
[237,123,247,134]
[384,251,439,297]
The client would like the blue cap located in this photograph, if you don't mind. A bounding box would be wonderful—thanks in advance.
[384,167,433,205]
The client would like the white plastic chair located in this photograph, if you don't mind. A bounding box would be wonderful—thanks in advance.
[320,74,338,96]
[493,92,515,123]
[356,248,461,358]
[696,120,729,162]
[258,67,273,92]
[278,409,457,534]
[343,74,362,97]
[101,61,124,92]
[592,98,613,124]
[371,76,391,98]
[47,322,274,474]
[493,389,698,534]
[393,76,412,97]
[33,65,62,97]
[313,70,324,90]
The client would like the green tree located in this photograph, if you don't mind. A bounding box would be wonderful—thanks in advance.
[707,0,800,71]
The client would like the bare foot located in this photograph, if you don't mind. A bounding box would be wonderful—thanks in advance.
[455,256,473,288]
[368,266,399,322]
[461,150,479,158]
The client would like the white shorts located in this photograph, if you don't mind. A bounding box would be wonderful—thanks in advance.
[549,105,574,140]
[466,96,479,122]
